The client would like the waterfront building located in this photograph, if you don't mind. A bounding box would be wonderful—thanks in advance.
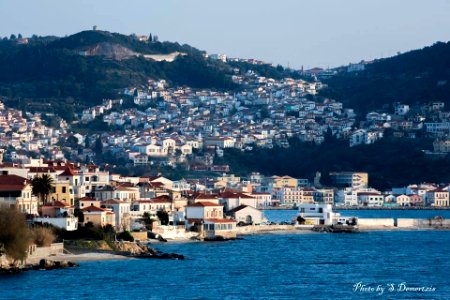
[0,174,38,215]
[396,194,411,206]
[296,203,337,226]
[218,191,257,211]
[81,205,116,228]
[426,188,450,206]
[276,187,314,205]
[101,199,132,231]
[227,205,267,224]
[202,218,237,239]
[185,202,224,221]
[251,192,272,208]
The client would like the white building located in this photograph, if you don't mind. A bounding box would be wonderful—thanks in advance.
[227,205,267,224]
[297,203,337,226]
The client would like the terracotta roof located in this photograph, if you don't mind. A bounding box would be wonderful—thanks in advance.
[0,185,28,191]
[0,175,28,191]
[219,191,254,199]
[187,202,222,207]
[186,218,204,224]
[59,167,77,176]
[28,167,56,173]
[53,200,71,208]
[82,205,107,212]
[358,192,382,196]
[205,218,237,223]
[195,194,218,200]
[79,197,98,201]
[151,195,172,203]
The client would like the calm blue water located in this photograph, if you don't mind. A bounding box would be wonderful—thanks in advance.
[1,231,449,299]
[263,209,450,223]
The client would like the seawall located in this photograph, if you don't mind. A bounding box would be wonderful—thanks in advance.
[236,224,298,235]
[357,218,450,230]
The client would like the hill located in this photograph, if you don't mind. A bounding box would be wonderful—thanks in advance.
[0,30,236,115]
[321,41,450,113]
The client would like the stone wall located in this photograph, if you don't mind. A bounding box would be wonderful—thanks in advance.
[130,231,148,241]
[357,218,395,227]
[235,224,296,235]
[26,243,64,263]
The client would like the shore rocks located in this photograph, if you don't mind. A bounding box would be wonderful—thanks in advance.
[1,259,78,274]
[125,243,184,260]
[35,259,78,270]
[312,225,359,233]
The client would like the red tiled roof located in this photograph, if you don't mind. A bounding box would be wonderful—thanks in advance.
[79,197,97,201]
[28,167,56,173]
[205,218,237,223]
[59,167,77,176]
[53,200,71,208]
[0,175,28,191]
[195,194,218,200]
[82,205,107,212]
[187,202,222,207]
[358,192,381,196]
[152,195,171,201]
[219,191,254,199]
[0,185,28,191]
[186,218,204,224]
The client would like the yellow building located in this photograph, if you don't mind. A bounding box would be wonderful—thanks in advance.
[270,176,298,189]
[50,181,75,206]
[81,205,116,227]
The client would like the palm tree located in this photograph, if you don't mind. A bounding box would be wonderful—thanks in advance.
[31,174,55,206]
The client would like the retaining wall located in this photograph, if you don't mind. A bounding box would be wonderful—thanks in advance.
[235,225,296,235]
[27,243,64,261]
[357,218,395,227]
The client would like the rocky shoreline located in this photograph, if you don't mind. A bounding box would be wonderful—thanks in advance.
[1,240,185,274]
[0,258,78,274]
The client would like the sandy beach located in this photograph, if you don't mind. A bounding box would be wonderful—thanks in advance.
[26,252,130,264]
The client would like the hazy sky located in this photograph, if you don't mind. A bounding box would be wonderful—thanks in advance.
[1,0,450,68]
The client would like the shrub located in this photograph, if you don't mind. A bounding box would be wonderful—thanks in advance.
[117,231,134,242]
[31,227,55,247]
[0,206,31,262]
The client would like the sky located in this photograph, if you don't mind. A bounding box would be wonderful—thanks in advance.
[1,0,450,69]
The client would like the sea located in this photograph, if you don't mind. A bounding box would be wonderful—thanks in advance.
[1,210,450,300]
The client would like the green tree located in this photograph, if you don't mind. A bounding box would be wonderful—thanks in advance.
[142,212,154,230]
[156,210,169,225]
[31,174,55,205]
[0,206,31,263]
[94,137,103,155]
[117,231,134,242]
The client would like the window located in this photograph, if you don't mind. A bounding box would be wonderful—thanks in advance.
[62,187,66,193]
[85,177,89,181]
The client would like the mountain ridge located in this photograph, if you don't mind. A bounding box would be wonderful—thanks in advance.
[322,41,450,113]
